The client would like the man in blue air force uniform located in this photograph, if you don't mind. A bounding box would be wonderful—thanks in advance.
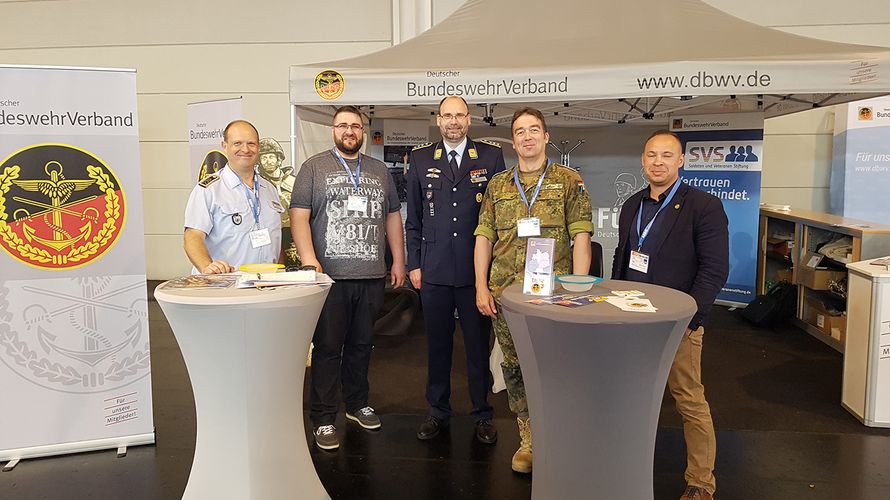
[406,95,506,443]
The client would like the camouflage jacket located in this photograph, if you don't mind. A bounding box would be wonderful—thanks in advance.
[474,161,593,297]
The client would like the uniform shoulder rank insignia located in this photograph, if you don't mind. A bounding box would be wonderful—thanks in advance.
[478,139,502,149]
[198,174,220,188]
[412,142,434,151]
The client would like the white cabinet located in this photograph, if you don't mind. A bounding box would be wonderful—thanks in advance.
[843,259,890,427]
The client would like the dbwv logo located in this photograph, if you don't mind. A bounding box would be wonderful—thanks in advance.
[685,141,762,171]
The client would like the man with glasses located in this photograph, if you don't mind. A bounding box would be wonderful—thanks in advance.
[474,107,592,473]
[406,96,505,444]
[290,105,406,451]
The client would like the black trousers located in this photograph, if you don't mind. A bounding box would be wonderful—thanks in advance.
[310,278,385,427]
[421,282,493,421]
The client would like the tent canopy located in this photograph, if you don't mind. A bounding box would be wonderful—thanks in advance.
[290,0,890,127]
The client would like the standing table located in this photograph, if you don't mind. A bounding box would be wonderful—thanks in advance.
[155,281,331,500]
[500,280,697,500]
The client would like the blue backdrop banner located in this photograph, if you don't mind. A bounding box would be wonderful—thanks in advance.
[673,113,763,305]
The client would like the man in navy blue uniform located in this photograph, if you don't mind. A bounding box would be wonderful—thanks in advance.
[406,95,506,443]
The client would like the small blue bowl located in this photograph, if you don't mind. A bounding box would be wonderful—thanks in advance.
[555,274,603,292]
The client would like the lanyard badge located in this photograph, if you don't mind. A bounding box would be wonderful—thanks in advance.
[333,148,368,213]
[631,179,682,273]
[514,160,551,237]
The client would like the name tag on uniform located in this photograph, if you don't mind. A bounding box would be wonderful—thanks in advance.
[347,195,368,212]
[629,250,650,273]
[517,217,541,237]
[249,228,272,249]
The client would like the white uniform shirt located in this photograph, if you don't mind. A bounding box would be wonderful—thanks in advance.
[184,165,284,273]
[442,137,467,168]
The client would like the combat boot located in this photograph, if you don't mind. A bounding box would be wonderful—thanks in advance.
[511,416,532,473]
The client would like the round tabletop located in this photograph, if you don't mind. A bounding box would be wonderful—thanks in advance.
[500,279,697,325]
[154,278,331,306]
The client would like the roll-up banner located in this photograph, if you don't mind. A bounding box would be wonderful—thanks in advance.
[187,97,242,182]
[831,96,890,221]
[673,113,763,305]
[0,65,154,461]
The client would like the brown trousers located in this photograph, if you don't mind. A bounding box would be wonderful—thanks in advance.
[668,326,717,494]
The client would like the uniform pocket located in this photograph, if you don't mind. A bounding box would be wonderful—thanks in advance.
[493,192,524,230]
[218,202,249,226]
[535,189,566,227]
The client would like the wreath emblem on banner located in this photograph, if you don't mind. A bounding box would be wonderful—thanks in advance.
[0,144,126,270]
[0,278,151,394]
[315,69,345,100]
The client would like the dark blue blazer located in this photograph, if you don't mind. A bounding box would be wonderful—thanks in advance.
[406,139,505,287]
[611,182,729,329]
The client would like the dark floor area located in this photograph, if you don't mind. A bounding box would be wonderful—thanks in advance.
[3,286,890,499]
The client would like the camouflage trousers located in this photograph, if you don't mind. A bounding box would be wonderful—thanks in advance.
[492,305,528,417]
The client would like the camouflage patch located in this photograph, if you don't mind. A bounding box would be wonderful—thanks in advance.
[493,313,527,415]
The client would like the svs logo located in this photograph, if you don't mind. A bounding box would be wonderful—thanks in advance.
[685,141,762,170]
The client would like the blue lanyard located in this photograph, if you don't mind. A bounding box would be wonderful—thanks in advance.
[238,173,261,226]
[635,179,682,250]
[513,160,552,217]
[333,148,362,192]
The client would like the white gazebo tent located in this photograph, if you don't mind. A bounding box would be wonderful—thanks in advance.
[286,0,890,379]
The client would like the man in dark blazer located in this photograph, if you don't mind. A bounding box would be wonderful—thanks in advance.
[611,130,728,500]
[406,95,506,443]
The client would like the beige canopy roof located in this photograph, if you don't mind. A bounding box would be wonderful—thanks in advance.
[290,0,890,126]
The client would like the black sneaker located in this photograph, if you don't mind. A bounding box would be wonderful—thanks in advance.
[346,406,382,429]
[314,424,339,450]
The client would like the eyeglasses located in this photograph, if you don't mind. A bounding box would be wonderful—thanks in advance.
[438,113,468,121]
[333,123,364,132]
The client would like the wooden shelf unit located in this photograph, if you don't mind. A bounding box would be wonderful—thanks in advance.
[757,207,890,352]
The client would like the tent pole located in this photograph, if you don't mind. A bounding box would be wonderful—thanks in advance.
[290,104,298,175]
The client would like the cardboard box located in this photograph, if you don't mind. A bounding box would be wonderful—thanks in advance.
[797,266,846,290]
[802,251,824,269]
[806,298,846,342]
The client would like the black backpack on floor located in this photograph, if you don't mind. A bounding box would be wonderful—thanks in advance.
[741,281,797,327]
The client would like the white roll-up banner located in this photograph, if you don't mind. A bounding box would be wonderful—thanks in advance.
[187,97,242,182]
[0,65,154,461]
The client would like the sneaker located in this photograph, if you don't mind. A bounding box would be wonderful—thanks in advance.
[314,424,339,450]
[346,406,382,429]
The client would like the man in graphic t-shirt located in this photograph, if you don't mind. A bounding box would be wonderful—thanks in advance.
[290,105,406,451]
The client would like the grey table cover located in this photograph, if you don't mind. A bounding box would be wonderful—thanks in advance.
[500,279,697,500]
